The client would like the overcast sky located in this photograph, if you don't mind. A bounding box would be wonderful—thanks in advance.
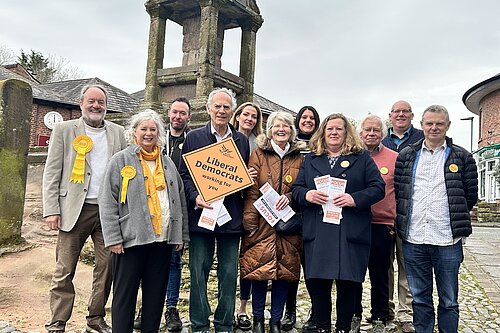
[1,0,499,150]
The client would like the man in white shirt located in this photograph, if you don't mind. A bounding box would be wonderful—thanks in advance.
[394,105,478,333]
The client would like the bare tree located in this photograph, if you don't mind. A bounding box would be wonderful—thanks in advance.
[1,45,84,83]
[0,44,16,65]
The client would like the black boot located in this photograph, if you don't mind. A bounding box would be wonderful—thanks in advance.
[253,317,265,333]
[269,320,281,333]
[302,309,317,332]
[281,309,295,331]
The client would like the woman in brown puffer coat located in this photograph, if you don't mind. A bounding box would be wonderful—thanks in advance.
[240,111,305,333]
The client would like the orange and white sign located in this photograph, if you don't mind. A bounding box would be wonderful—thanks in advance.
[182,138,254,203]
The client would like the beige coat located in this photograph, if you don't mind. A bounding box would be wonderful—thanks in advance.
[240,135,305,282]
[42,117,126,231]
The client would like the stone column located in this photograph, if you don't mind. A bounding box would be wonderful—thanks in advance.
[142,0,168,111]
[195,0,220,101]
[189,0,222,125]
[238,15,263,106]
[0,79,32,245]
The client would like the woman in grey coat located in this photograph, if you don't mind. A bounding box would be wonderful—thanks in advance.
[99,109,189,333]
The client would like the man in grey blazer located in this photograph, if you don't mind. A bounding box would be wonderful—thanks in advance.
[43,84,127,333]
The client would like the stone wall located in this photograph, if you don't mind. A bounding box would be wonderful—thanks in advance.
[477,201,500,224]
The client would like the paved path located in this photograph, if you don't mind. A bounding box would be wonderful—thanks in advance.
[2,226,500,332]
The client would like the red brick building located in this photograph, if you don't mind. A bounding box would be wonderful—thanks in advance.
[463,74,500,203]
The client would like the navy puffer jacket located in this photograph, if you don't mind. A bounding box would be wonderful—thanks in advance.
[394,137,478,240]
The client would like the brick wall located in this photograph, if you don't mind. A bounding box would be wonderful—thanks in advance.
[478,90,500,149]
[29,103,81,148]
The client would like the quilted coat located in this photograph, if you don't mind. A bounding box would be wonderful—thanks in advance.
[239,135,306,282]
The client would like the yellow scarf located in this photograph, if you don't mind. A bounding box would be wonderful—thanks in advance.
[139,145,166,235]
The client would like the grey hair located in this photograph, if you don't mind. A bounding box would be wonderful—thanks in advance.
[124,109,167,147]
[422,105,450,123]
[80,84,108,102]
[266,111,297,143]
[207,87,237,111]
[357,114,388,137]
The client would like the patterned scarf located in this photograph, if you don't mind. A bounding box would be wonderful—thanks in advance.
[138,145,166,235]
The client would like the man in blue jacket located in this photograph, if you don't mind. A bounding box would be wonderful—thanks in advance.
[179,88,251,333]
[394,105,478,333]
[382,100,423,332]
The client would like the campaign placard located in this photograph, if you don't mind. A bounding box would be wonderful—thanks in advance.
[182,137,254,203]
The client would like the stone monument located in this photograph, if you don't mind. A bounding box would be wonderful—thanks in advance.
[0,79,32,245]
[142,0,263,125]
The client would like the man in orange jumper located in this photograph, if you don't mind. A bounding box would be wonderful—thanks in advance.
[353,115,399,333]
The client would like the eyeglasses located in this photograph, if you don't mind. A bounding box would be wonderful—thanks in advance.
[391,109,412,114]
[362,127,381,133]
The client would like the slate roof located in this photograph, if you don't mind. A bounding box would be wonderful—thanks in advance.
[129,89,294,116]
[0,66,68,105]
[40,78,140,113]
[254,93,294,116]
[0,66,139,113]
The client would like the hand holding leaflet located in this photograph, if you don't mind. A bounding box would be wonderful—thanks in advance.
[314,175,347,224]
[253,182,295,227]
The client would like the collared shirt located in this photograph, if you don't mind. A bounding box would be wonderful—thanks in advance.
[210,123,232,142]
[389,127,411,147]
[408,141,455,246]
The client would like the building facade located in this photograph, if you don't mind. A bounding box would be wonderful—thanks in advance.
[463,74,500,203]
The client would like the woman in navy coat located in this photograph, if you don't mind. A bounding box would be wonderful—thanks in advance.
[292,113,385,333]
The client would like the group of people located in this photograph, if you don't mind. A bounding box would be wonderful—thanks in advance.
[42,84,478,333]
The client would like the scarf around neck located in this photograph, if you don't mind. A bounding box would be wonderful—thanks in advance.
[138,145,166,235]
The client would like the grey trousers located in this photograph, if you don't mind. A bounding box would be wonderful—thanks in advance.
[47,203,112,328]
[388,234,414,322]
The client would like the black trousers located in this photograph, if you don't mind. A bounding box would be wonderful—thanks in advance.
[285,250,313,314]
[309,278,361,331]
[368,224,394,321]
[111,242,172,333]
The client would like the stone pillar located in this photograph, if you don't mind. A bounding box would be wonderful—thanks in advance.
[0,79,32,245]
[238,16,263,106]
[195,0,220,102]
[142,0,168,111]
[188,0,221,125]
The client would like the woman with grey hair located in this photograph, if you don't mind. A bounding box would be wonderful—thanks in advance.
[99,109,189,333]
[239,111,306,333]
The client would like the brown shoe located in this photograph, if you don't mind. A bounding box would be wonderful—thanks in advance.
[401,321,415,333]
[86,318,112,333]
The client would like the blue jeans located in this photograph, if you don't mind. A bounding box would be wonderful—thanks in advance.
[189,233,240,332]
[251,279,288,322]
[165,248,183,308]
[403,241,463,333]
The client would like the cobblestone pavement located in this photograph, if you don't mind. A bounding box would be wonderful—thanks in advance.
[2,227,499,333]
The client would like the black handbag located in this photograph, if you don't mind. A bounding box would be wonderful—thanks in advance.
[275,212,302,235]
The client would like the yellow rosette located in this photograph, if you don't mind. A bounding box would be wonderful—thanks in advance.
[70,135,93,184]
[120,166,137,203]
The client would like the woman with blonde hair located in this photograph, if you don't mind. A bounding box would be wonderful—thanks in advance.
[230,102,264,152]
[231,101,264,330]
[292,113,385,333]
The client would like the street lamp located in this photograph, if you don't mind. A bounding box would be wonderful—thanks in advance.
[460,116,474,152]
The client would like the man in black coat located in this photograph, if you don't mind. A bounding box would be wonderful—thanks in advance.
[394,105,478,333]
[179,88,252,333]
